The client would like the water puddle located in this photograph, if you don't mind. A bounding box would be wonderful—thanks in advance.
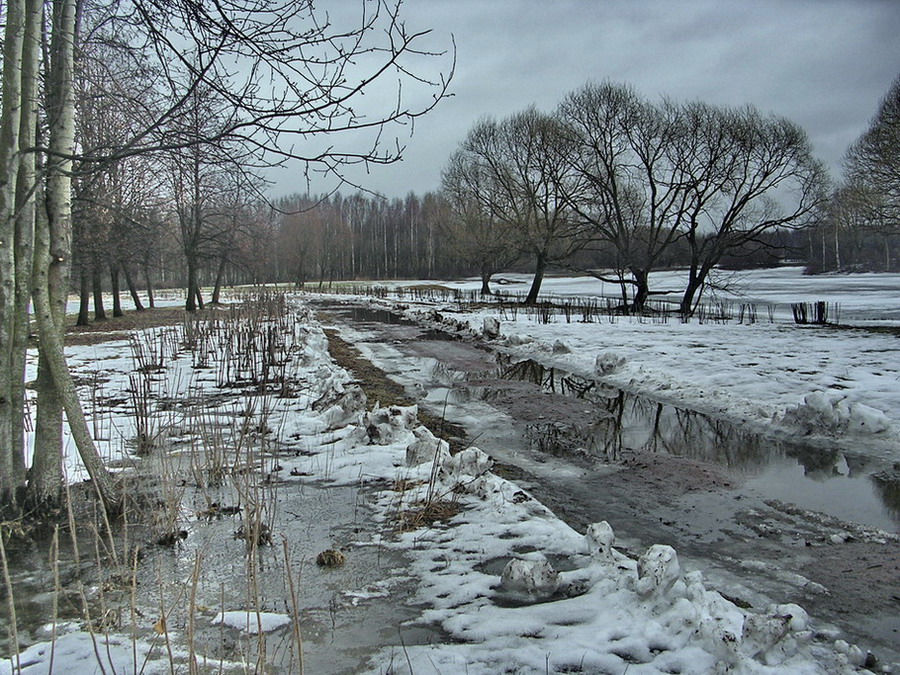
[493,356,900,533]
[0,459,441,674]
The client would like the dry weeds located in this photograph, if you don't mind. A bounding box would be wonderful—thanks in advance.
[396,499,462,532]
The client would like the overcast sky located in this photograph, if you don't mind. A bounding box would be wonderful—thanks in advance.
[277,0,900,199]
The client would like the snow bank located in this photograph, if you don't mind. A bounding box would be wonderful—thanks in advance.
[778,390,891,436]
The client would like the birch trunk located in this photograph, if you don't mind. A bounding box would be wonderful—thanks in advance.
[11,0,42,482]
[0,0,26,507]
[31,0,119,512]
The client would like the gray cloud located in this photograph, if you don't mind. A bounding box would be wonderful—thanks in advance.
[278,0,900,198]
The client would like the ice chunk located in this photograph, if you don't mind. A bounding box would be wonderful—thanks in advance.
[500,559,559,596]
[552,340,570,354]
[483,316,500,339]
[635,544,681,597]
[323,384,367,429]
[595,351,626,376]
[585,521,615,561]
[439,447,493,483]
[742,603,808,661]
[405,426,451,467]
[847,402,890,433]
[779,390,890,436]
[212,611,291,634]
[363,404,419,444]
[504,334,532,346]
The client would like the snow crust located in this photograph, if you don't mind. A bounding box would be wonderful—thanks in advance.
[211,611,292,634]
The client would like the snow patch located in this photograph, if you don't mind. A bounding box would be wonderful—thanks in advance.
[211,610,292,634]
[595,351,627,375]
[405,425,451,467]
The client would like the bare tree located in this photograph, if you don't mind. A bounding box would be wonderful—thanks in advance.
[441,149,522,294]
[559,83,825,314]
[844,74,900,270]
[558,83,688,312]
[0,0,32,507]
[0,0,454,513]
[674,103,826,314]
[449,110,584,304]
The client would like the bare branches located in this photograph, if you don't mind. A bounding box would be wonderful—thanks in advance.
[45,0,455,188]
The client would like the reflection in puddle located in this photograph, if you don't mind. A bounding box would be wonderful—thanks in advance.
[495,356,900,532]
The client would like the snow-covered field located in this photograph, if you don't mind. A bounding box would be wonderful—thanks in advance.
[353,267,900,459]
[9,277,893,673]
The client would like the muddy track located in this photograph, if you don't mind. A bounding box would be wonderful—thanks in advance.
[316,299,900,670]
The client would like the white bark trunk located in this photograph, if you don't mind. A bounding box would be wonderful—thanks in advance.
[0,0,26,504]
[12,0,42,485]
[33,0,119,511]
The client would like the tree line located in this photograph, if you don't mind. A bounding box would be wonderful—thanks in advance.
[806,75,900,273]
[76,78,899,322]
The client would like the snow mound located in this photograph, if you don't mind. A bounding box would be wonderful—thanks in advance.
[438,447,493,484]
[500,558,560,596]
[595,351,626,375]
[363,403,419,444]
[322,384,367,429]
[482,316,500,339]
[406,425,451,467]
[585,520,616,561]
[779,390,891,436]
[552,339,570,354]
[635,544,681,598]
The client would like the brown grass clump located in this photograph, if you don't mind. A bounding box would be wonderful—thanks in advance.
[65,307,196,346]
[316,548,346,567]
[396,500,461,532]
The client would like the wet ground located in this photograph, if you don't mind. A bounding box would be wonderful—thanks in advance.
[316,300,900,669]
[0,454,442,674]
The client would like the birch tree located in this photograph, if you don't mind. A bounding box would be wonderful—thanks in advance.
[0,0,28,508]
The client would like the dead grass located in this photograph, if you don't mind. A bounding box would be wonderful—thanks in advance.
[315,549,346,567]
[64,307,202,346]
[322,328,467,449]
[392,478,424,493]
[396,499,462,532]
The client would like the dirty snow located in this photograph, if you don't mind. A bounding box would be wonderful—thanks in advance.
[9,276,895,673]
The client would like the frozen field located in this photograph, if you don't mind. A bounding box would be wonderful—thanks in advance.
[361,267,900,457]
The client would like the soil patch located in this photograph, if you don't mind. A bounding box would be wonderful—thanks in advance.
[65,307,195,345]
[322,327,467,449]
